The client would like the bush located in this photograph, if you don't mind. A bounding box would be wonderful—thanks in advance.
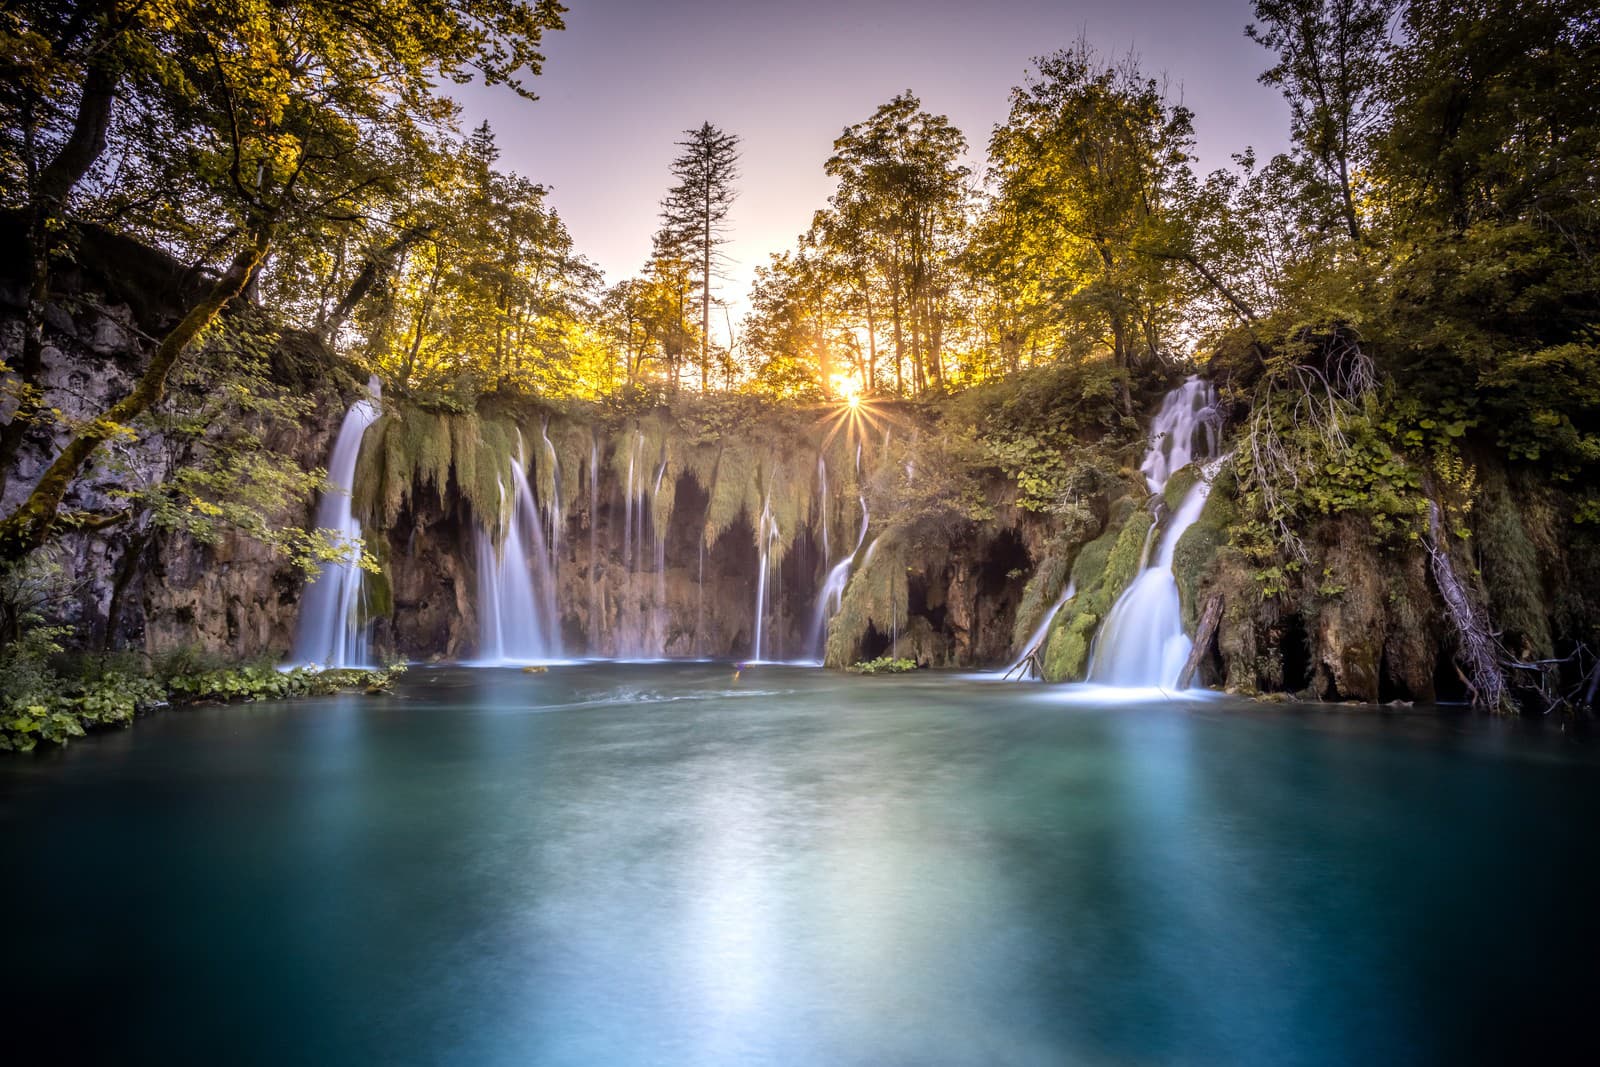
[848,656,917,674]
[1,653,406,754]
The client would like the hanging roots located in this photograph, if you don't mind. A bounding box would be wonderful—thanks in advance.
[1245,331,1377,561]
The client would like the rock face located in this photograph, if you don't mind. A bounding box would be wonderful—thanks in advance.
[0,221,351,661]
[364,470,1036,668]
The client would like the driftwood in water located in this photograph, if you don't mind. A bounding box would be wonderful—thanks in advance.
[1178,593,1224,690]
[1424,501,1511,712]
[1002,647,1045,681]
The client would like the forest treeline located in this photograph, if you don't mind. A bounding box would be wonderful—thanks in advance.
[0,0,1598,719]
[5,1,1597,540]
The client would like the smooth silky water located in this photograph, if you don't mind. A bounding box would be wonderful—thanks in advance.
[2,664,1597,1065]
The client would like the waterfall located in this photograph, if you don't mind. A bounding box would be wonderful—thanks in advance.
[1085,377,1220,689]
[622,436,635,582]
[751,492,777,661]
[475,458,562,664]
[611,430,666,659]
[650,452,668,653]
[1002,580,1076,679]
[817,454,830,566]
[539,416,562,582]
[806,495,870,662]
[587,432,600,651]
[290,379,382,668]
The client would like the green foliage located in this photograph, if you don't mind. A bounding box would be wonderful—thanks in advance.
[108,309,345,577]
[975,43,1197,381]
[7,655,406,755]
[847,656,917,674]
[942,361,1132,512]
[167,664,404,702]
[0,587,405,750]
[866,429,994,538]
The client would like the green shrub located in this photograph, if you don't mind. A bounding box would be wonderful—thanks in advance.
[848,656,917,674]
[2,658,406,754]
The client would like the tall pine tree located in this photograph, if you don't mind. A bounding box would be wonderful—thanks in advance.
[660,123,741,392]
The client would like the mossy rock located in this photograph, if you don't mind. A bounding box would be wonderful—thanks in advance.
[1039,498,1153,681]
[1161,464,1201,511]
[824,533,910,668]
[1172,467,1237,630]
[1041,610,1102,681]
[360,534,394,623]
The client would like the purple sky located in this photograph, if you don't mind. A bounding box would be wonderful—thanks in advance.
[454,0,1289,335]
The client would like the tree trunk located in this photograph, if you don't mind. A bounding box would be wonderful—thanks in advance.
[861,280,878,391]
[889,272,905,395]
[1178,593,1224,690]
[320,225,434,347]
[102,524,153,651]
[0,61,120,498]
[1424,500,1511,712]
[701,186,711,394]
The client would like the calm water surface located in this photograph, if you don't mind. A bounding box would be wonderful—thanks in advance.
[2,664,1597,1065]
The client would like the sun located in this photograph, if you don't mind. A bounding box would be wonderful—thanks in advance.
[817,370,904,453]
[830,371,864,408]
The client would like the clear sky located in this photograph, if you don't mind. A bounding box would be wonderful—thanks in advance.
[453,0,1289,340]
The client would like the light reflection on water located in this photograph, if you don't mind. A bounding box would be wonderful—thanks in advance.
[2,663,1597,1066]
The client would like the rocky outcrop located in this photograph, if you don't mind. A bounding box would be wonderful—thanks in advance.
[1,221,353,660]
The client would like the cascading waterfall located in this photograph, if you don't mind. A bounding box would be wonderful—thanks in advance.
[817,454,830,568]
[751,491,778,661]
[807,496,870,662]
[650,452,668,653]
[475,456,562,663]
[611,430,667,658]
[539,416,562,581]
[695,536,705,656]
[587,433,600,650]
[290,378,383,668]
[1085,377,1221,689]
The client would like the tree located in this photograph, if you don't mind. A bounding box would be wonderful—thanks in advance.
[977,46,1196,405]
[826,92,971,394]
[1246,0,1401,247]
[0,0,567,561]
[1368,0,1600,478]
[659,122,741,393]
[339,125,600,405]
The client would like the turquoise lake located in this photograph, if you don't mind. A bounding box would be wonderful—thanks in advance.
[2,664,1596,1065]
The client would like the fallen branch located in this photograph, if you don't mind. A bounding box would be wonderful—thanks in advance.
[1178,593,1224,690]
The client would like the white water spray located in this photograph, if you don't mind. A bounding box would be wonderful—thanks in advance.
[290,379,382,668]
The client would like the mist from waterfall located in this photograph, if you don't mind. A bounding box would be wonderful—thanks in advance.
[289,380,382,668]
[1086,377,1220,689]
